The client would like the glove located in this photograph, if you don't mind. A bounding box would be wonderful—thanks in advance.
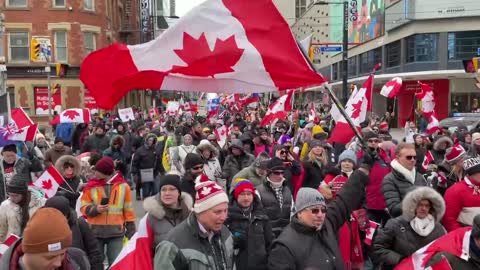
[360,147,376,170]
[125,222,136,239]
[232,231,247,249]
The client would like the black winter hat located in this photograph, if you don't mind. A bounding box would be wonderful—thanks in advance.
[184,153,204,171]
[268,157,285,172]
[45,196,71,221]
[158,174,182,192]
[363,131,379,141]
[7,173,29,194]
[1,144,17,154]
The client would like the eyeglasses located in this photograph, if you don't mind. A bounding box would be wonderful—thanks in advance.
[279,150,287,155]
[368,139,380,143]
[271,171,284,175]
[405,155,417,160]
[208,139,216,142]
[192,165,204,170]
[308,207,327,214]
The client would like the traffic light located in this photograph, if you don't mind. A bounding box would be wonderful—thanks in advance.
[30,38,40,62]
[55,63,68,77]
[463,57,479,73]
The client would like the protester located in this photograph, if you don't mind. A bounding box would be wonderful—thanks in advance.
[302,139,332,189]
[413,134,427,172]
[0,174,46,242]
[319,149,356,202]
[272,144,301,192]
[180,153,206,200]
[430,135,453,165]
[223,139,255,188]
[190,122,205,146]
[80,157,136,266]
[132,133,161,199]
[154,179,233,269]
[55,122,74,147]
[443,156,480,231]
[383,143,430,218]
[33,133,50,162]
[226,180,273,270]
[196,139,225,189]
[373,187,446,269]
[43,137,72,169]
[0,207,90,270]
[253,128,274,157]
[257,158,293,237]
[54,155,85,209]
[434,143,467,196]
[207,134,226,166]
[81,123,111,153]
[103,135,128,177]
[171,134,197,174]
[144,174,193,248]
[268,162,371,270]
[231,152,270,192]
[45,196,104,270]
[469,132,480,158]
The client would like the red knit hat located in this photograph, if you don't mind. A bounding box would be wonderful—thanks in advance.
[445,143,466,164]
[194,180,229,213]
[95,157,115,175]
[233,180,255,200]
[379,122,389,130]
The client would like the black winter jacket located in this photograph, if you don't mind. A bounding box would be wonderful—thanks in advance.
[71,217,104,270]
[268,170,370,270]
[131,143,161,178]
[225,198,273,270]
[373,217,446,269]
[302,159,330,189]
[257,181,293,238]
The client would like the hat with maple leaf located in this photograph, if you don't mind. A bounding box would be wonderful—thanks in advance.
[6,173,29,194]
[193,179,229,214]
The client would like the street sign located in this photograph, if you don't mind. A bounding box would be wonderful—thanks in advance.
[320,46,343,52]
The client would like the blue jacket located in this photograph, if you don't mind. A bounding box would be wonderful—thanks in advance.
[55,123,74,144]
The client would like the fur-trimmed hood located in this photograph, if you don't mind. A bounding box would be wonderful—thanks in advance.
[196,139,219,158]
[143,192,193,220]
[433,136,453,151]
[401,187,445,222]
[55,155,81,177]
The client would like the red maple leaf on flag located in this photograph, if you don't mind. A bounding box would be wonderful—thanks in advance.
[350,99,363,119]
[171,32,244,77]
[42,179,53,190]
[63,110,80,120]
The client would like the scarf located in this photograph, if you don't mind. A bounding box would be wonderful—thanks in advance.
[391,159,416,184]
[268,178,285,209]
[410,214,435,237]
[464,177,480,195]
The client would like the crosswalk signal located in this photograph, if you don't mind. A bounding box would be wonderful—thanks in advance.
[30,38,40,62]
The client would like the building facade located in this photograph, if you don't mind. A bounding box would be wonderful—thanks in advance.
[292,0,480,127]
[0,0,141,123]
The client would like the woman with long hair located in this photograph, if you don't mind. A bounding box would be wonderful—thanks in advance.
[435,143,467,196]
[302,140,331,189]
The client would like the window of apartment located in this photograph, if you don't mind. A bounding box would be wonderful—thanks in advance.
[406,33,438,63]
[84,32,96,55]
[360,48,382,73]
[296,0,307,19]
[8,32,29,62]
[448,31,480,60]
[84,0,94,11]
[54,31,67,63]
[386,41,401,67]
[53,0,66,8]
[6,0,27,7]
[332,62,338,81]
[348,56,357,77]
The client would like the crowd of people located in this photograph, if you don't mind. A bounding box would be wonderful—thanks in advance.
[1,105,480,270]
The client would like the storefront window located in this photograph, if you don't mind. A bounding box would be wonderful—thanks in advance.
[451,92,480,113]
[406,33,438,63]
[448,31,480,60]
[360,48,382,73]
[386,41,401,67]
[332,63,338,80]
[348,56,357,77]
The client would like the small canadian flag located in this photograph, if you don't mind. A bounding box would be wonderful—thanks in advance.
[214,125,229,148]
[364,220,379,246]
[32,166,65,198]
[422,150,434,171]
[0,234,19,258]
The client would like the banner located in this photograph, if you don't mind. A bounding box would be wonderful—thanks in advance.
[84,89,98,114]
[34,87,62,115]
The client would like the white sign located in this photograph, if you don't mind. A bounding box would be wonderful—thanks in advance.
[118,107,134,122]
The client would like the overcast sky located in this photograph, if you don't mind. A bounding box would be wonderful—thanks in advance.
[176,0,207,16]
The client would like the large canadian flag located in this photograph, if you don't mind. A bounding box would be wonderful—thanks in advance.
[328,74,373,144]
[32,166,65,198]
[110,214,154,270]
[416,82,435,115]
[80,0,325,110]
[260,89,294,126]
[50,109,91,125]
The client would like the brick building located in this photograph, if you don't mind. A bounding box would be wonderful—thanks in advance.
[0,0,141,122]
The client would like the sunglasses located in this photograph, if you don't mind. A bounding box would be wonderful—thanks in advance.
[192,165,204,170]
[208,139,216,142]
[279,150,287,155]
[271,171,284,175]
[309,207,327,214]
[368,139,380,143]
[405,155,417,160]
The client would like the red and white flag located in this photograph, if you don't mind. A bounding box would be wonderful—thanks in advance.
[148,107,159,118]
[364,220,379,246]
[416,82,435,116]
[110,214,154,270]
[424,256,453,270]
[32,166,65,198]
[118,107,135,122]
[51,109,91,125]
[328,74,374,145]
[4,124,38,142]
[394,227,471,270]
[0,234,19,259]
[80,0,325,110]
[260,89,294,126]
[239,93,260,107]
[308,103,315,122]
[166,101,180,116]
[422,150,434,171]
[380,77,402,98]
[214,125,229,148]
[425,112,441,134]
[10,108,34,129]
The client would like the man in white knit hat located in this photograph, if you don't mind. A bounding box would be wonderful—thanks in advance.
[154,178,233,270]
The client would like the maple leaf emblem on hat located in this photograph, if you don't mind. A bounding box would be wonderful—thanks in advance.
[201,186,212,196]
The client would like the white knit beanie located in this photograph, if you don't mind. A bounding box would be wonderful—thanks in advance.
[193,178,229,213]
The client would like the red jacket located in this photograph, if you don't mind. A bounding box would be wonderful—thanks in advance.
[357,149,391,210]
[442,178,480,232]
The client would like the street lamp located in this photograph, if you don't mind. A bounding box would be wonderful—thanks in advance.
[314,1,349,105]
